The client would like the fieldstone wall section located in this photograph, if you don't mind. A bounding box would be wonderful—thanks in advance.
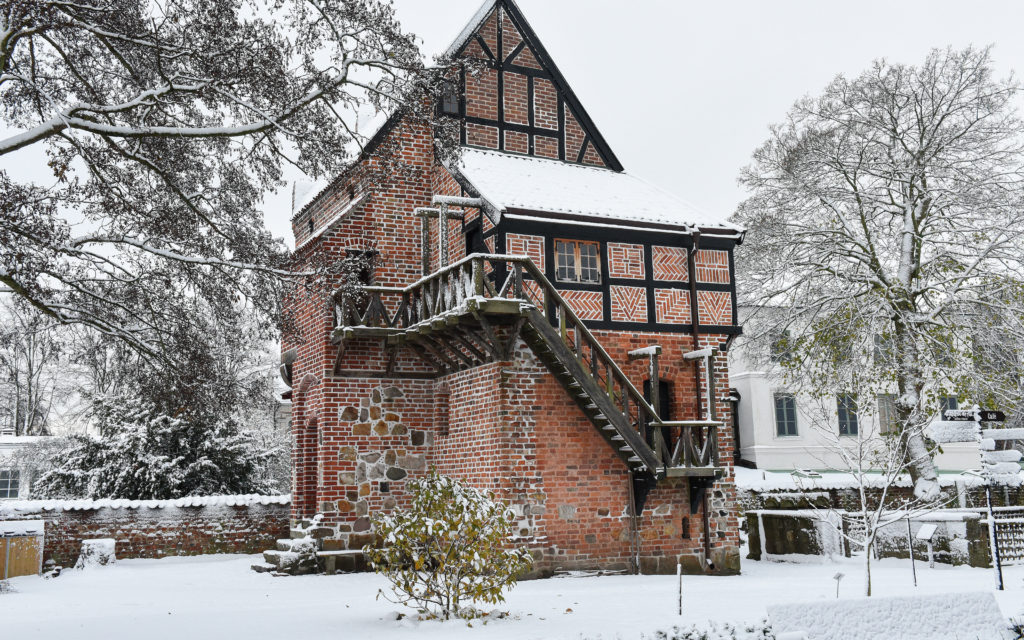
[0,495,290,566]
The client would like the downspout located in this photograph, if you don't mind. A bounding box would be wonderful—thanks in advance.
[686,231,713,568]
[628,472,641,574]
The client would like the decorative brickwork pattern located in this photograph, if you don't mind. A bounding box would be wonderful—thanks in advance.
[655,288,691,324]
[695,249,730,284]
[652,245,689,282]
[559,289,603,321]
[607,242,645,279]
[506,233,545,270]
[697,290,733,326]
[610,285,648,322]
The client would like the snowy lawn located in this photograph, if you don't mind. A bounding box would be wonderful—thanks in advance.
[2,553,1021,639]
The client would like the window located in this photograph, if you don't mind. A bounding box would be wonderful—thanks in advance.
[555,240,601,284]
[873,334,895,367]
[770,330,792,363]
[837,394,858,436]
[774,393,798,436]
[307,218,314,235]
[940,396,959,418]
[440,82,460,115]
[877,394,898,434]
[0,469,19,499]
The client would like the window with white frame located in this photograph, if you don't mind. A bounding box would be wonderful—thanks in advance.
[877,394,898,434]
[837,394,858,436]
[555,239,601,284]
[0,469,20,499]
[774,393,798,436]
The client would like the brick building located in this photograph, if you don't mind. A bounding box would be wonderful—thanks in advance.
[281,0,745,576]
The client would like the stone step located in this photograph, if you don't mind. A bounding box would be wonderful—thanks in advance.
[263,550,285,566]
[250,562,277,574]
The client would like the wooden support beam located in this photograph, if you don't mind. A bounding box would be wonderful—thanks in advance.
[410,334,457,372]
[450,329,489,364]
[472,310,505,361]
[503,317,527,360]
[332,339,347,376]
[407,342,447,376]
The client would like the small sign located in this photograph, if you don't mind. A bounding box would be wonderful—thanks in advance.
[916,523,938,542]
[943,409,1005,422]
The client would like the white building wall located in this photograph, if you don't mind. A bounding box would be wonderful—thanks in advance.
[730,366,981,473]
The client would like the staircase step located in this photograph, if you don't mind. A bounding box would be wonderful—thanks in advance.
[628,456,642,463]
[619,446,633,452]
[601,425,617,431]
[610,435,624,442]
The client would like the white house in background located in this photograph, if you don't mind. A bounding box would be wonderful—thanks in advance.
[0,430,47,500]
[728,351,982,473]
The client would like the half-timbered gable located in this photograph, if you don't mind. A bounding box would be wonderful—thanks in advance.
[446,0,620,169]
[275,0,743,578]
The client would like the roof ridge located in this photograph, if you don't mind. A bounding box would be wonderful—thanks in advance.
[462,147,617,172]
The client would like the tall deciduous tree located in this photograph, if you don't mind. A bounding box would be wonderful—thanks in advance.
[0,0,458,359]
[735,47,1024,500]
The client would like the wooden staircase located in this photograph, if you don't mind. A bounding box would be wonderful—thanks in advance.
[332,253,724,483]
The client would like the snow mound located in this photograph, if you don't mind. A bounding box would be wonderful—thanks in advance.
[0,494,290,515]
[75,539,117,570]
[925,420,980,444]
[768,592,1012,640]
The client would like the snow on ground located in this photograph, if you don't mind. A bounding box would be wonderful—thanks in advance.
[2,552,1021,639]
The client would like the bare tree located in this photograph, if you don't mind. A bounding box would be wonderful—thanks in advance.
[735,46,1024,500]
[797,395,952,597]
[0,0,460,360]
[0,297,69,435]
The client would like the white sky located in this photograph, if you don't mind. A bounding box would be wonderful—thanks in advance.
[264,0,1024,246]
[4,0,1023,248]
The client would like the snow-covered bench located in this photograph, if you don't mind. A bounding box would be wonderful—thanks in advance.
[768,592,1012,640]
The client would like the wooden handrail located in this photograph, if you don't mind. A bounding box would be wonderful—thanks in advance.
[332,253,718,470]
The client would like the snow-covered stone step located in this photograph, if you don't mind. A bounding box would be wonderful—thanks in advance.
[250,562,277,574]
[980,449,1022,464]
[982,427,1024,440]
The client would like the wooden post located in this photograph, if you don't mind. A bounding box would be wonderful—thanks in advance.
[439,202,449,269]
[472,258,484,297]
[907,514,917,587]
[420,215,430,276]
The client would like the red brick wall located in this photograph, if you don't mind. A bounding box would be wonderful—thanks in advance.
[3,502,289,567]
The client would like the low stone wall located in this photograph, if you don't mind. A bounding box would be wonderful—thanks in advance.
[738,481,1024,515]
[0,495,290,566]
[746,508,993,568]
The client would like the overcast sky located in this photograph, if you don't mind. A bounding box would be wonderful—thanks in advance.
[263,0,1024,246]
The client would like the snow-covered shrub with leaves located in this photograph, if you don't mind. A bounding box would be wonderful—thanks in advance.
[365,471,532,619]
[32,394,276,499]
[645,620,775,640]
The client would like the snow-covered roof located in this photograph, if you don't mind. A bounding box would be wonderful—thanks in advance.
[0,519,43,536]
[453,148,738,231]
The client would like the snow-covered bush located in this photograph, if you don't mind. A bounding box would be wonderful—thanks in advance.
[365,471,532,619]
[645,620,775,640]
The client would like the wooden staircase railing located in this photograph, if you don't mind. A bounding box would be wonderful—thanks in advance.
[332,253,721,477]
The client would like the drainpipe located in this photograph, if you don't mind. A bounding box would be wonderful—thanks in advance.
[685,231,714,569]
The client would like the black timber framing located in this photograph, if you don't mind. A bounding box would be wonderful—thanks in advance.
[495,216,741,335]
[447,0,622,170]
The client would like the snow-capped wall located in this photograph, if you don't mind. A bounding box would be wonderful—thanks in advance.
[0,495,291,566]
